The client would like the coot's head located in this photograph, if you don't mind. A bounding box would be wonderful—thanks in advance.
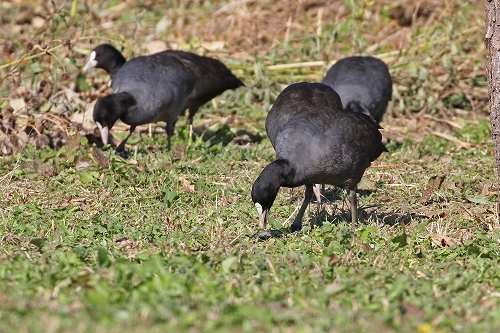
[93,93,136,145]
[251,179,276,230]
[83,44,126,74]
[93,96,116,145]
[251,161,292,229]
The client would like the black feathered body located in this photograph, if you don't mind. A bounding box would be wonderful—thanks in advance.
[321,56,392,123]
[273,107,384,190]
[111,54,194,127]
[265,82,343,145]
[161,50,244,120]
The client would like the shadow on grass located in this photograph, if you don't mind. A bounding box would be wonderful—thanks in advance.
[308,206,427,230]
[306,187,427,229]
[195,123,263,146]
[253,207,427,240]
[308,183,428,226]
[84,122,263,160]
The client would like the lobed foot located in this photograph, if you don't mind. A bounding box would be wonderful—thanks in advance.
[251,229,284,239]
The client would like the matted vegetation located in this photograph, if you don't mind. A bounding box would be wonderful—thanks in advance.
[0,1,497,332]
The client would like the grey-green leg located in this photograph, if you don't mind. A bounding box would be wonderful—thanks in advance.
[291,185,314,232]
[166,122,176,151]
[349,187,358,230]
[116,126,136,153]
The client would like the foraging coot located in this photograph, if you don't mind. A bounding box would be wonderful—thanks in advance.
[322,56,392,123]
[84,44,244,138]
[161,50,244,137]
[251,82,386,232]
[264,82,343,203]
[92,53,195,153]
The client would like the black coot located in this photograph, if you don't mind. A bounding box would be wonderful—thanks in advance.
[321,56,392,123]
[161,50,244,136]
[92,53,194,153]
[251,82,386,232]
[84,44,244,137]
[264,82,343,203]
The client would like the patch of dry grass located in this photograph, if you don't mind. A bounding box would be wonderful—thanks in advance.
[0,0,487,155]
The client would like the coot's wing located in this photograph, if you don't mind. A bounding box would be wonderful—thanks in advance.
[266,82,343,146]
[112,55,195,125]
[161,50,243,110]
[274,106,384,188]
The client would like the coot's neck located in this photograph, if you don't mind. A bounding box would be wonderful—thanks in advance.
[106,55,126,80]
[97,47,126,80]
[265,159,296,187]
[251,159,296,211]
[113,92,137,119]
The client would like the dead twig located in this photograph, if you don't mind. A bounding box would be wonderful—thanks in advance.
[422,114,463,129]
[432,131,472,149]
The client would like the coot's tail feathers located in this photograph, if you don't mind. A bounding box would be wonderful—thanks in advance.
[218,74,244,90]
[371,143,388,162]
[345,100,371,118]
[347,105,388,162]
[353,109,384,129]
[162,50,244,88]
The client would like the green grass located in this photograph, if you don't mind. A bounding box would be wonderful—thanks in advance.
[0,1,497,332]
[1,127,498,332]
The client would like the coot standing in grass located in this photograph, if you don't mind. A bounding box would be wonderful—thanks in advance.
[263,81,344,203]
[161,50,244,137]
[251,82,386,232]
[321,56,392,123]
[92,53,195,154]
[313,56,392,201]
[84,44,244,137]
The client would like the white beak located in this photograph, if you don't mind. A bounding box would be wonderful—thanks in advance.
[96,122,109,145]
[255,202,268,229]
[83,51,97,72]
